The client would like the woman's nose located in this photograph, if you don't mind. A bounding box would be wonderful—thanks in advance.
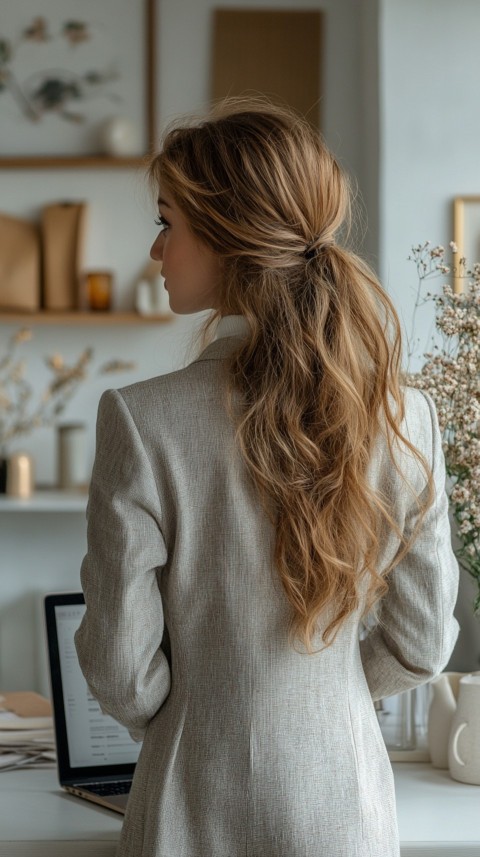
[150,233,164,261]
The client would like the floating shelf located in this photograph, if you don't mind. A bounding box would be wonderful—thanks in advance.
[0,490,87,512]
[0,156,148,169]
[0,312,173,326]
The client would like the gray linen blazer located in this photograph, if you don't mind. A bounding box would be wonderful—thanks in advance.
[75,319,459,857]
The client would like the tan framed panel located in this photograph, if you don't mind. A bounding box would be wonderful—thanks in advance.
[211,9,323,128]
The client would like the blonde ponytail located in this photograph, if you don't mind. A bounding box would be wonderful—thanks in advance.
[149,98,434,652]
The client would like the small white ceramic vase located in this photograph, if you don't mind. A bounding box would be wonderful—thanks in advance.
[135,277,169,315]
[99,117,139,157]
[427,672,464,768]
[448,674,480,785]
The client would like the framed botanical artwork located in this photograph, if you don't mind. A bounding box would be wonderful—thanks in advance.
[0,0,156,168]
[453,195,480,293]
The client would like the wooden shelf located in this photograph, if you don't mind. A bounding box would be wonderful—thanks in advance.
[0,311,173,326]
[0,156,149,169]
[0,489,87,512]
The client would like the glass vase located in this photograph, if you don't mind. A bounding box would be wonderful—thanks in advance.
[375,688,417,751]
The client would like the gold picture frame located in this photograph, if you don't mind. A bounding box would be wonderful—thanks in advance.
[0,0,156,168]
[453,195,480,293]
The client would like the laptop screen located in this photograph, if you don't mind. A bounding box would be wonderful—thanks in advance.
[45,592,141,783]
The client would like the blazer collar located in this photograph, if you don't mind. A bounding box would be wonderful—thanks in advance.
[213,315,250,341]
[193,315,250,363]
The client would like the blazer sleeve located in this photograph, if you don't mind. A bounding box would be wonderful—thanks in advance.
[359,391,460,701]
[74,388,170,739]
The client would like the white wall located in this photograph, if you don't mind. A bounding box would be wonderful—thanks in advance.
[378,0,480,670]
[379,0,480,357]
[0,0,364,691]
[359,0,381,266]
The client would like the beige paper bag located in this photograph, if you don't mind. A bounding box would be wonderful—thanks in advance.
[0,213,41,311]
[42,201,87,310]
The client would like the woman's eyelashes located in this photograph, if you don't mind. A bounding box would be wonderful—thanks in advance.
[154,215,170,231]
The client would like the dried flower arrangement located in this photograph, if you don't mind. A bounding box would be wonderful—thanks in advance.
[0,328,135,453]
[404,241,480,612]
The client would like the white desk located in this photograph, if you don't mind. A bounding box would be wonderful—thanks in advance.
[0,769,121,857]
[0,764,479,856]
[394,763,480,856]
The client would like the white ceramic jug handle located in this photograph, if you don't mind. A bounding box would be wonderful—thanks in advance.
[452,722,468,766]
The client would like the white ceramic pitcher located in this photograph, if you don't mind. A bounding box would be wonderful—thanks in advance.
[427,672,464,768]
[448,675,480,785]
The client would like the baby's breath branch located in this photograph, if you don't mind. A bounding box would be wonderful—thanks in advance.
[407,242,480,615]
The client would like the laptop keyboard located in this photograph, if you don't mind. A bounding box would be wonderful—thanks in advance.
[83,780,131,796]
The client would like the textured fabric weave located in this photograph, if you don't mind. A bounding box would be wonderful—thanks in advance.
[75,321,459,857]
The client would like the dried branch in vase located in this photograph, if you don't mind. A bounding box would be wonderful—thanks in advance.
[0,327,135,453]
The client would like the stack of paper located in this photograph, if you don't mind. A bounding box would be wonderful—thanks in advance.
[0,691,56,772]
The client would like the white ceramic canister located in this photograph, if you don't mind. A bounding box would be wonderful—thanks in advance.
[57,423,87,490]
[135,280,154,315]
[5,452,34,498]
[151,275,170,314]
[448,674,480,785]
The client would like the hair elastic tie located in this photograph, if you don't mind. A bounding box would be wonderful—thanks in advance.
[303,237,334,260]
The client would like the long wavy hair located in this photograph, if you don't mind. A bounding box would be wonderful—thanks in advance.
[149,98,434,653]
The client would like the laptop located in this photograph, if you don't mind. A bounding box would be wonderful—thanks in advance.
[44,591,142,814]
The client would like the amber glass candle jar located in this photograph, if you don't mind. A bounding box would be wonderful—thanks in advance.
[85,270,113,311]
